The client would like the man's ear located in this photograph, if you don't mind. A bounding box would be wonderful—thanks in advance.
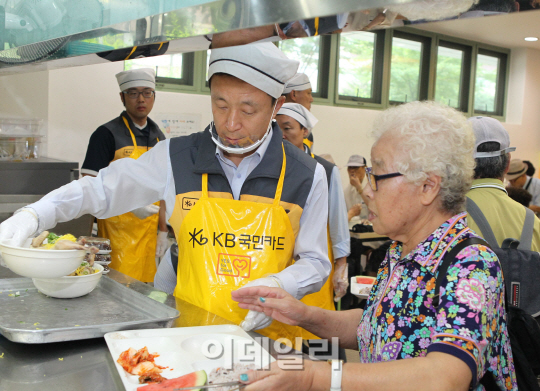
[420,173,442,206]
[120,92,125,107]
[290,90,297,103]
[272,96,286,119]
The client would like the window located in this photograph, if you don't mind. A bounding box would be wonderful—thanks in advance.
[125,52,194,86]
[434,41,472,112]
[337,31,384,103]
[474,49,507,116]
[279,36,321,94]
[389,32,431,104]
[138,27,509,119]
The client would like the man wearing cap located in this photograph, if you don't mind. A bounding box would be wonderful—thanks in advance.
[507,159,540,214]
[344,154,369,221]
[0,43,330,343]
[276,103,350,316]
[282,73,315,149]
[467,116,540,250]
[81,68,168,282]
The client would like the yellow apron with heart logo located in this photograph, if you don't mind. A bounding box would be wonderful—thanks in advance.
[97,116,160,282]
[299,153,337,340]
[172,145,301,342]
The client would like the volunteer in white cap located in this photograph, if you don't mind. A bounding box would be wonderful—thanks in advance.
[0,43,330,342]
[277,103,350,336]
[282,72,315,150]
[79,68,168,282]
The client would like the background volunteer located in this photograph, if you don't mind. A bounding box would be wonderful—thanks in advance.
[80,68,169,282]
[344,154,369,221]
[276,102,350,308]
[282,73,314,149]
[0,43,331,336]
[507,158,540,214]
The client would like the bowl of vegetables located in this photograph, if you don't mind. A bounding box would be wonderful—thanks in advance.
[0,231,95,279]
[32,263,104,298]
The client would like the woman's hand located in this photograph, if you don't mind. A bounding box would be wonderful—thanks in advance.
[231,286,310,327]
[241,360,317,391]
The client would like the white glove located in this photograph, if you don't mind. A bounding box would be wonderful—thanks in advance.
[131,204,160,220]
[155,230,169,258]
[0,209,39,267]
[333,259,349,302]
[240,276,282,331]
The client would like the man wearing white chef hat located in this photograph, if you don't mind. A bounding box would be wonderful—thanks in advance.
[80,68,168,283]
[0,43,330,343]
[276,103,350,339]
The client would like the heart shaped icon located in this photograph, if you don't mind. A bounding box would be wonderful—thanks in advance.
[233,259,248,271]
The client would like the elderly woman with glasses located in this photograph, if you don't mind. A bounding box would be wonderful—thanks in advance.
[233,101,516,391]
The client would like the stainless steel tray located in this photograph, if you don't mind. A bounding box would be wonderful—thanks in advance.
[0,276,180,344]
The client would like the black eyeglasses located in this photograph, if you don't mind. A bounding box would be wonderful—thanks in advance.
[123,90,155,99]
[365,167,403,191]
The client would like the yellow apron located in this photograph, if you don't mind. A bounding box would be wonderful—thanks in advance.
[97,117,159,282]
[299,152,337,340]
[172,145,302,342]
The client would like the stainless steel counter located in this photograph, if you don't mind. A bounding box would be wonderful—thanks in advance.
[0,267,272,391]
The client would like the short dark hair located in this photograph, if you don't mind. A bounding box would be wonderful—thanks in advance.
[474,142,510,180]
[524,160,536,177]
[506,186,533,207]
[209,73,276,106]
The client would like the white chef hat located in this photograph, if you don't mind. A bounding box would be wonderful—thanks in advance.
[277,103,318,133]
[208,43,299,99]
[283,73,312,94]
[116,68,156,91]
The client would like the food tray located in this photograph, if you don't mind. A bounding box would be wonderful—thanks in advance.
[350,276,376,300]
[105,325,274,391]
[0,276,180,344]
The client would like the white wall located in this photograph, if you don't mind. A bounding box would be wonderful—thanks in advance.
[1,47,540,181]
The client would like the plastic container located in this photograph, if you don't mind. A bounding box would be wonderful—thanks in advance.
[78,236,111,252]
[0,137,42,161]
[86,253,111,265]
[0,118,43,137]
[0,241,86,278]
[32,264,104,298]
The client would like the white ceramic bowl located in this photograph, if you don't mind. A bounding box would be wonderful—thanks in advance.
[0,242,86,278]
[32,263,104,298]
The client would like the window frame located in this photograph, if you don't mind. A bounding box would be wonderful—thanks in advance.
[472,47,508,117]
[334,29,386,108]
[388,30,432,106]
[433,38,473,113]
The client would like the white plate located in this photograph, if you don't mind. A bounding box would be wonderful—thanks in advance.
[350,276,376,300]
[105,325,274,391]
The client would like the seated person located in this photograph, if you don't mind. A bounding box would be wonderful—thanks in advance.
[344,155,368,221]
[507,186,533,207]
[233,101,516,390]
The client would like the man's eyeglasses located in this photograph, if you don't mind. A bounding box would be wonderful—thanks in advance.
[123,90,155,99]
[365,167,403,191]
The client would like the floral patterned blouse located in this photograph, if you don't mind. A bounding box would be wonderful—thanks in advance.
[357,213,517,390]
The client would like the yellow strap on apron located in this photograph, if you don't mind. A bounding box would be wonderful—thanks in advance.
[300,151,336,340]
[97,115,159,282]
[173,144,303,343]
[314,17,320,36]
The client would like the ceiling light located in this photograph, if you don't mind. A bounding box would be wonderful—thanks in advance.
[525,37,538,42]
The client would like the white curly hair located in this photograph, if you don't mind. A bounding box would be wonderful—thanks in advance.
[371,101,475,215]
[387,0,479,21]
